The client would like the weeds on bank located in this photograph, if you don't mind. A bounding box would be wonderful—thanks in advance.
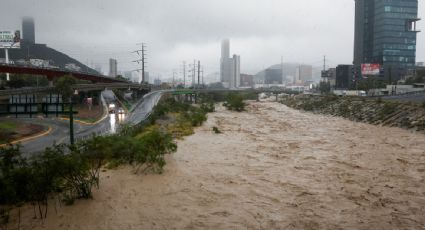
[281,95,425,131]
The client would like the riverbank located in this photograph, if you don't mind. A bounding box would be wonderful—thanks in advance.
[282,95,425,133]
[17,101,425,229]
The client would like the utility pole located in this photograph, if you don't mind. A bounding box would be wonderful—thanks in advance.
[182,61,186,88]
[193,60,196,87]
[172,70,176,89]
[201,66,205,87]
[141,43,146,83]
[323,55,326,71]
[198,60,201,88]
[281,56,284,84]
[133,43,147,83]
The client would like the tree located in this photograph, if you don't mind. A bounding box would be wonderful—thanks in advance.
[5,74,49,88]
[55,75,78,144]
[55,75,77,100]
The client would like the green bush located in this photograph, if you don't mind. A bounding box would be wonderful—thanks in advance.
[212,126,222,134]
[134,127,177,174]
[200,102,215,113]
[223,93,246,112]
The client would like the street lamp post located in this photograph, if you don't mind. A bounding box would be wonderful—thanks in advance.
[69,89,78,145]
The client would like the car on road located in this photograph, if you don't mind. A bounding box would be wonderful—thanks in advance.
[118,108,125,114]
[108,104,116,113]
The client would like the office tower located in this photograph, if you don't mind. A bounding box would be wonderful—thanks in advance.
[109,58,118,77]
[336,65,355,89]
[231,55,240,88]
[220,39,241,88]
[353,0,419,80]
[220,39,231,84]
[22,17,35,44]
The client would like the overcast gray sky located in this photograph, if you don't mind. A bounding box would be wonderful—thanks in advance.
[1,0,424,80]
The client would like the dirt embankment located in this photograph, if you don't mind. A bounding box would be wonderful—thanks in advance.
[12,101,425,229]
[282,96,425,132]
[0,119,46,145]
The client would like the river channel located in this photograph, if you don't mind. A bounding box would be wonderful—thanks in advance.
[23,101,425,230]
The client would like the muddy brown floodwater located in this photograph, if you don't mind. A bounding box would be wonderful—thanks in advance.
[20,101,425,230]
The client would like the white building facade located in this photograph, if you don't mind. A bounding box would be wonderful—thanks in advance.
[220,39,240,89]
[109,58,118,78]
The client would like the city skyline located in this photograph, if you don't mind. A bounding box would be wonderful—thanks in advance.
[0,0,424,79]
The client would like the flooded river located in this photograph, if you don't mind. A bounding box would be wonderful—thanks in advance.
[23,101,425,229]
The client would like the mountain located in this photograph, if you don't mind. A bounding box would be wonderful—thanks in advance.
[0,42,99,75]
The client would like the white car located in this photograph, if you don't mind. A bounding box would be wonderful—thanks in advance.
[108,104,116,113]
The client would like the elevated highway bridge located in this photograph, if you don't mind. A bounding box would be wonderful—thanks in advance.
[0,83,150,100]
[0,63,127,83]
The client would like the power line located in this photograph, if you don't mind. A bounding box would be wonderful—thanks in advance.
[133,43,147,83]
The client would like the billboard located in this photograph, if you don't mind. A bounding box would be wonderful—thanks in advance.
[0,30,21,49]
[361,63,380,76]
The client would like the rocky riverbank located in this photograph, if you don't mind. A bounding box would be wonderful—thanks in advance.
[282,95,425,132]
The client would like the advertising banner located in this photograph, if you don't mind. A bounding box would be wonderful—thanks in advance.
[361,63,380,76]
[0,30,21,49]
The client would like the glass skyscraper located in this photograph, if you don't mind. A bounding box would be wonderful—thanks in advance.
[22,17,35,44]
[353,0,420,80]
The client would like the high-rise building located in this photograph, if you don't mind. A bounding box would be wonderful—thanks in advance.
[240,74,254,87]
[294,65,313,85]
[231,55,240,88]
[321,68,337,88]
[336,65,355,89]
[264,68,283,84]
[109,58,117,78]
[220,39,241,88]
[22,17,35,44]
[353,0,420,80]
[144,72,150,84]
[220,39,231,84]
[221,39,230,61]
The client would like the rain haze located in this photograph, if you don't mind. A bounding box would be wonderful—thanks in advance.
[3,1,425,229]
[0,0,424,79]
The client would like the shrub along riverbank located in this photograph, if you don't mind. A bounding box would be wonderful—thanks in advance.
[0,94,214,229]
[282,95,425,132]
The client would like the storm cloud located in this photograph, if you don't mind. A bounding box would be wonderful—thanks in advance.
[1,0,424,80]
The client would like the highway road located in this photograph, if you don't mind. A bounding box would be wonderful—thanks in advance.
[383,92,425,103]
[18,90,166,154]
[126,90,164,125]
